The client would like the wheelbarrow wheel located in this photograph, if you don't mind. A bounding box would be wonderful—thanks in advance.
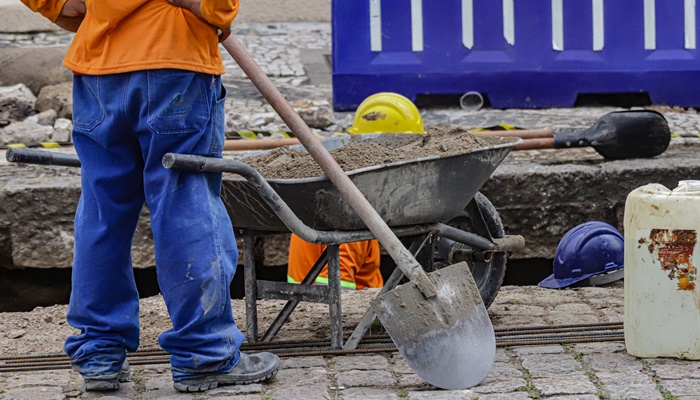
[429,192,506,309]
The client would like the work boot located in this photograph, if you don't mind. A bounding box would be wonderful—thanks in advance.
[173,351,280,392]
[82,360,131,391]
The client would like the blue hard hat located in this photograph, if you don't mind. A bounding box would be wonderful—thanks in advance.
[539,221,624,289]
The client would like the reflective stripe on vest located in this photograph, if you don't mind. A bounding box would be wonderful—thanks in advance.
[287,274,356,290]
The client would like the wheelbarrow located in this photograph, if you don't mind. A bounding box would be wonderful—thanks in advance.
[7,134,525,387]
[6,132,524,333]
[159,133,525,345]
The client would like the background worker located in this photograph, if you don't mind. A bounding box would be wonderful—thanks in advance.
[20,0,279,393]
[287,93,424,290]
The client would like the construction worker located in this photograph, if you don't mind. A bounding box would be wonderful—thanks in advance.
[287,93,425,290]
[20,0,279,393]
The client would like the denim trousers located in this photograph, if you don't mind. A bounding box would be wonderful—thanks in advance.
[64,70,245,381]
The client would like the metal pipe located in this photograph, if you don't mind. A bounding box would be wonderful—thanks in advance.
[6,148,81,167]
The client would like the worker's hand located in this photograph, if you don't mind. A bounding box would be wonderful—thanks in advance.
[55,0,86,32]
[168,0,232,42]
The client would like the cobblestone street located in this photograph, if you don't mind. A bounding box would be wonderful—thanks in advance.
[3,285,699,400]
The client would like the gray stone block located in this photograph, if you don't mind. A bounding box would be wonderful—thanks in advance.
[481,145,700,259]
[532,375,598,396]
[36,82,72,119]
[335,369,395,388]
[329,355,389,371]
[340,387,399,400]
[2,387,64,400]
[0,3,60,33]
[0,47,72,95]
[520,354,584,378]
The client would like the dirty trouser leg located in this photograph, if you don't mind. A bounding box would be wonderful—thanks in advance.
[130,70,245,380]
[64,74,143,378]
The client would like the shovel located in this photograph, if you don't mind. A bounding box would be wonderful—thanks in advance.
[472,110,671,159]
[218,35,496,389]
[222,111,670,160]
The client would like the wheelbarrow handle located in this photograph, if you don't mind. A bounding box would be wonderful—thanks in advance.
[221,35,438,299]
[5,148,81,167]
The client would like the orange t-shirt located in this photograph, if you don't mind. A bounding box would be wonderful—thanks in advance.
[287,234,384,290]
[21,0,238,75]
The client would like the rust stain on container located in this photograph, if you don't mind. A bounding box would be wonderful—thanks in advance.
[641,229,698,291]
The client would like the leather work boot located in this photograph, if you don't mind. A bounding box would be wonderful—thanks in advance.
[174,351,280,392]
[82,360,131,391]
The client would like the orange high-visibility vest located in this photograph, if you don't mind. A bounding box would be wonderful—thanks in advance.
[287,234,383,290]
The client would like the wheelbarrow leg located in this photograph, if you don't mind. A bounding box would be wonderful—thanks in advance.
[244,231,259,342]
[327,244,343,350]
[261,249,329,342]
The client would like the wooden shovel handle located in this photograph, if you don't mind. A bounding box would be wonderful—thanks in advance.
[470,129,553,139]
[513,138,556,150]
[223,138,300,151]
[222,134,556,152]
[221,129,554,152]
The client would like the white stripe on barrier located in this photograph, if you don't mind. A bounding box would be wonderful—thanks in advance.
[370,0,382,52]
[367,0,691,53]
[462,0,474,49]
[592,0,605,51]
[503,0,515,45]
[411,0,424,51]
[644,0,656,50]
[552,0,564,51]
[685,0,696,49]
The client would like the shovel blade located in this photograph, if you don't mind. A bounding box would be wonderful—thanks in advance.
[553,110,671,159]
[370,262,495,389]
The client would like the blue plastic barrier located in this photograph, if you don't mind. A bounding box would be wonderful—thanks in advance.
[332,0,700,110]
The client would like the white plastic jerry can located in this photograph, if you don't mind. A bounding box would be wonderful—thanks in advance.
[624,181,700,359]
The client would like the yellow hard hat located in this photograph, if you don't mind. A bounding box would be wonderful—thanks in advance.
[348,92,425,134]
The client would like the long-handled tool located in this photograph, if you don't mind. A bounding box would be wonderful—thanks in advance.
[475,110,670,159]
[223,110,670,160]
[216,35,500,389]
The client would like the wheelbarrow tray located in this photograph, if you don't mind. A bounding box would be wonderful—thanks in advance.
[221,134,516,232]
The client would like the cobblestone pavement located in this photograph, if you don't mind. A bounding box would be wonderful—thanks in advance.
[3,285,699,400]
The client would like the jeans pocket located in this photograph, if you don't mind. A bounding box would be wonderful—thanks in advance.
[208,80,227,156]
[147,70,211,135]
[72,75,105,132]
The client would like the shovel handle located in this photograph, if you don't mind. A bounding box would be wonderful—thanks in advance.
[221,35,438,299]
[471,129,553,139]
[223,138,300,151]
[513,138,556,150]
[221,130,553,152]
[221,135,556,153]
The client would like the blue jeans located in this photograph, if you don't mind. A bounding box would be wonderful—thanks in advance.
[64,70,245,381]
